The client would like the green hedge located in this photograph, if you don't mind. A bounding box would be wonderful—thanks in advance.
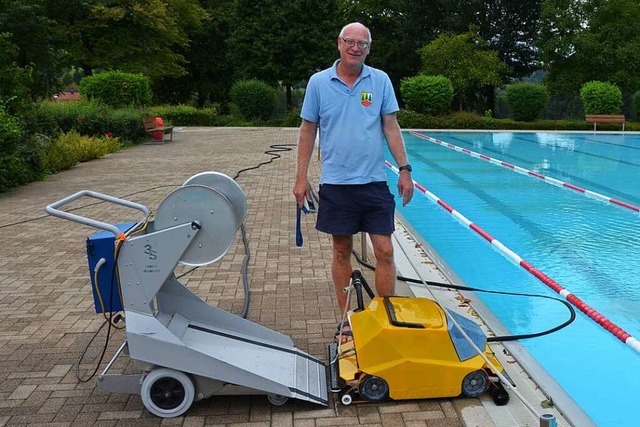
[400,75,454,115]
[505,83,549,122]
[36,101,219,143]
[38,101,144,142]
[580,81,623,115]
[149,105,218,126]
[79,71,152,108]
[397,110,640,131]
[230,79,277,121]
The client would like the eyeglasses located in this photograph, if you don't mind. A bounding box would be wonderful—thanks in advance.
[340,37,370,49]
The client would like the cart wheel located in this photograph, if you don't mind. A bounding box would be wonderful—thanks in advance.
[461,370,489,398]
[359,375,389,402]
[141,368,195,418]
[267,394,289,406]
[489,380,510,406]
[340,393,353,406]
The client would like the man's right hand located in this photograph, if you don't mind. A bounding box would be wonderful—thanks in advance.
[293,178,311,208]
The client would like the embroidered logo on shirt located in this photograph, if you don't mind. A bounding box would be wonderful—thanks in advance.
[360,92,373,107]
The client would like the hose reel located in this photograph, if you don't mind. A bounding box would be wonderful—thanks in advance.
[153,172,248,266]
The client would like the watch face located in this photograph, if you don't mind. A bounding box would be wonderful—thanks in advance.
[400,164,412,172]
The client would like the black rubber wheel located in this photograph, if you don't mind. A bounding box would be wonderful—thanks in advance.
[489,381,510,406]
[141,368,195,418]
[151,377,185,409]
[359,375,389,402]
[461,370,489,398]
[267,394,289,406]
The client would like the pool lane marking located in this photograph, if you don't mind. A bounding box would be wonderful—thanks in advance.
[409,131,640,213]
[386,160,640,354]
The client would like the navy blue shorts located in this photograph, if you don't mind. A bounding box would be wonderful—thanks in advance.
[316,182,395,235]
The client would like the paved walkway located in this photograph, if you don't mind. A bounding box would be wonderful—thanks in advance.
[0,128,464,426]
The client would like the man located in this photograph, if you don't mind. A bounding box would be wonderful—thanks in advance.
[293,22,414,341]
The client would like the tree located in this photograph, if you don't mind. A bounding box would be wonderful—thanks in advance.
[176,0,236,106]
[419,32,510,111]
[540,0,640,98]
[228,0,340,108]
[0,33,33,114]
[476,1,543,79]
[44,0,208,79]
[0,0,64,98]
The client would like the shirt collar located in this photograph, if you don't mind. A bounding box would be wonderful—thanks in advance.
[330,59,371,81]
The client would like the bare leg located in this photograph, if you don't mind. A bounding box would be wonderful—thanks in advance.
[331,234,353,313]
[369,234,395,297]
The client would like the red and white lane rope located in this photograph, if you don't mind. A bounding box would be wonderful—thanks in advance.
[386,161,640,354]
[409,131,640,213]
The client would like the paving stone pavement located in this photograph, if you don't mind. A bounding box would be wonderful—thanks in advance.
[0,128,466,427]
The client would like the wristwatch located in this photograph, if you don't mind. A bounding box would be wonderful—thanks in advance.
[398,164,412,173]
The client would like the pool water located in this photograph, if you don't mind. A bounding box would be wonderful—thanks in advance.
[386,131,640,427]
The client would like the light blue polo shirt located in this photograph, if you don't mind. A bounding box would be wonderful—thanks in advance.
[301,60,399,184]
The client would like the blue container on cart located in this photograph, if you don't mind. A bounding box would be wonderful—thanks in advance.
[85,222,136,313]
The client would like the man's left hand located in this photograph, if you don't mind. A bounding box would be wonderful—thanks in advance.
[397,172,414,206]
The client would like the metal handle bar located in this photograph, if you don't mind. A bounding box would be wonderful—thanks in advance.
[45,190,150,236]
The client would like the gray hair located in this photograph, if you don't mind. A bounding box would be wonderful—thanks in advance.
[338,23,372,42]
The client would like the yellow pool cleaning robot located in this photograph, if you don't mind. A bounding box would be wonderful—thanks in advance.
[329,270,511,405]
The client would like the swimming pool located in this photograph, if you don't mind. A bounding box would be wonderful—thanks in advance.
[386,131,640,427]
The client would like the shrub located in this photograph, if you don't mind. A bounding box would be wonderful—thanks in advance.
[505,83,549,122]
[445,111,493,129]
[278,108,302,127]
[0,150,38,192]
[0,111,47,192]
[25,103,60,137]
[395,110,632,131]
[79,71,152,107]
[38,101,145,142]
[230,79,277,121]
[397,110,432,128]
[213,114,253,127]
[0,112,29,192]
[39,100,102,134]
[150,105,218,126]
[38,101,220,142]
[44,131,121,173]
[580,81,622,115]
[400,75,454,115]
[0,109,23,153]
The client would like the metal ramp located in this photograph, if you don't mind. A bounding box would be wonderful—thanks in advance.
[182,320,327,405]
[121,276,327,406]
